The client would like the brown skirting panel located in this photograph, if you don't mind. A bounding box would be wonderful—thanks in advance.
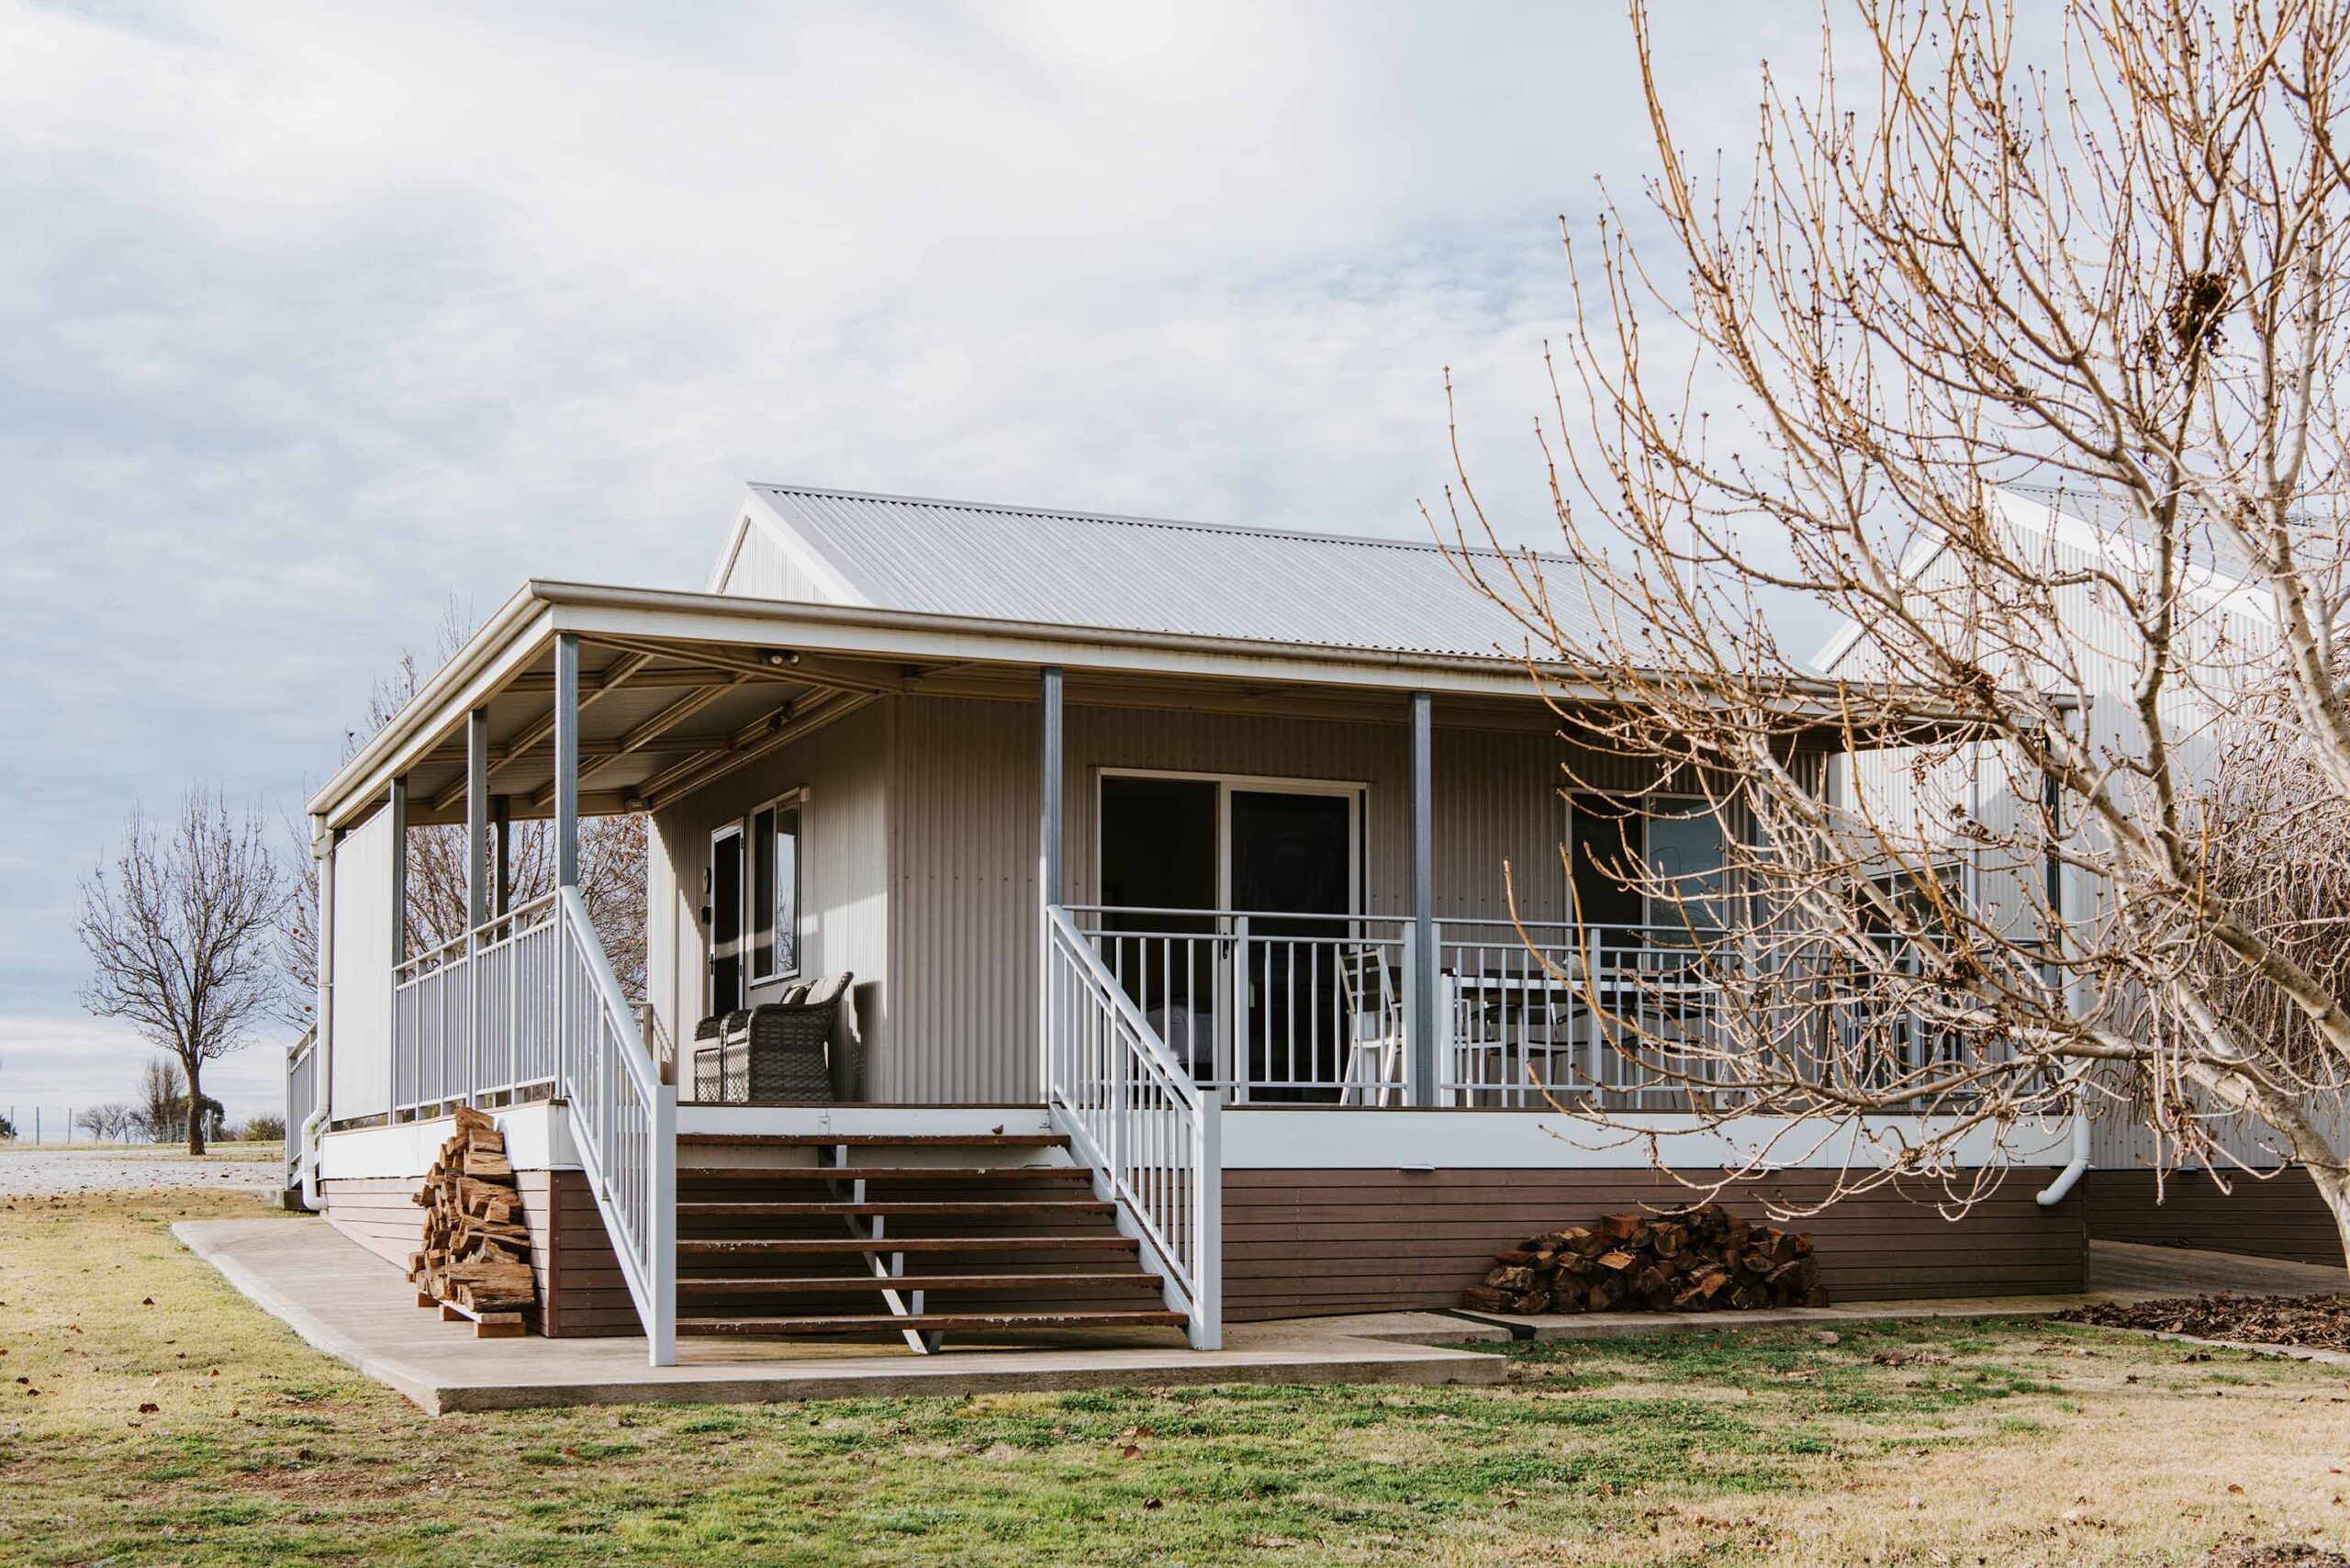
[319,1173,638,1338]
[319,1176,425,1270]
[2085,1168,2341,1269]
[1221,1167,2088,1322]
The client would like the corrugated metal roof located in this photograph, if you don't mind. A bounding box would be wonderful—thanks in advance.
[742,483,1603,661]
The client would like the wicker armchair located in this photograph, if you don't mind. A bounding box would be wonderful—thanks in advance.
[743,972,855,1102]
[690,1010,750,1102]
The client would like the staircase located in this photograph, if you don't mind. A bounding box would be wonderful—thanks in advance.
[671,1130,1189,1350]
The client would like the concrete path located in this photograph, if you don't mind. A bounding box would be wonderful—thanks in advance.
[1235,1241,2344,1349]
[175,1217,1506,1414]
[178,1217,2345,1413]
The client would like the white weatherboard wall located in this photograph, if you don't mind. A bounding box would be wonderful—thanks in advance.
[329,807,394,1121]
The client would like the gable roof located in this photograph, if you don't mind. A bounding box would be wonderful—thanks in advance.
[728,483,1606,662]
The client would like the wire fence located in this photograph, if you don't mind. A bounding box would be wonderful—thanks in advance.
[0,1108,269,1146]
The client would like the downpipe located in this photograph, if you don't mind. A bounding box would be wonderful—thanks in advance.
[2035,1091,2089,1207]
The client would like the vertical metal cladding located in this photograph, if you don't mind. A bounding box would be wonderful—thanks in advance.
[883,693,1662,1103]
[887,694,1039,1103]
[652,700,895,1081]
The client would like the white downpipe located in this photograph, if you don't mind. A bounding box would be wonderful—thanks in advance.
[299,837,336,1211]
[2036,1094,2090,1206]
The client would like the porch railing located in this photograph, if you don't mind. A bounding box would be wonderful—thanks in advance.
[387,888,676,1364]
[284,1026,317,1193]
[1067,905,1740,1109]
[1043,904,1221,1350]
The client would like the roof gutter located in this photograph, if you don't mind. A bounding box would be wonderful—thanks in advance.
[309,575,2036,828]
[306,584,553,824]
[529,578,2003,722]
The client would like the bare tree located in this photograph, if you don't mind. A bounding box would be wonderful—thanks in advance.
[75,1103,135,1143]
[280,605,647,1016]
[1438,0,2350,1260]
[79,792,286,1154]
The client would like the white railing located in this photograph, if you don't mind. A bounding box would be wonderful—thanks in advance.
[386,887,675,1365]
[1437,921,1728,1108]
[1066,905,1740,1108]
[552,886,677,1365]
[1043,905,1222,1350]
[391,892,562,1114]
[1067,906,1413,1103]
[284,1026,318,1192]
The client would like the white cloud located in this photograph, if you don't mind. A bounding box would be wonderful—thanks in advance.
[0,0,1828,1089]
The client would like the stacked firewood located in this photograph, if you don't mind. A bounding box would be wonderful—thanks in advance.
[408,1104,536,1330]
[1462,1205,1825,1316]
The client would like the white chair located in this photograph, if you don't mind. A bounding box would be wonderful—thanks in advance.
[1336,946,1405,1105]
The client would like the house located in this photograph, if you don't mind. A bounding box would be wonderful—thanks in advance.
[1815,482,2346,1270]
[288,484,2087,1366]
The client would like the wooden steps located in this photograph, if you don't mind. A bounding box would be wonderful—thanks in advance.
[678,1308,1188,1338]
[667,1130,1181,1350]
[679,1233,1138,1257]
[677,1164,1091,1184]
[677,1199,1114,1218]
[679,1271,1160,1296]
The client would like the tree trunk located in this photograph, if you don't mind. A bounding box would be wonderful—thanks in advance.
[185,1057,205,1156]
[2305,1160,2350,1279]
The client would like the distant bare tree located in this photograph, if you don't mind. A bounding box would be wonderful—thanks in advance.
[74,1103,134,1143]
[79,792,286,1154]
[1439,0,2350,1261]
[280,605,647,1018]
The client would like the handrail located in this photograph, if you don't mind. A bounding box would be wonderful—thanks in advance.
[1043,904,1220,1350]
[552,886,677,1366]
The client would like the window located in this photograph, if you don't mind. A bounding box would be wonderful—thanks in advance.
[749,796,801,982]
[1568,795,1726,938]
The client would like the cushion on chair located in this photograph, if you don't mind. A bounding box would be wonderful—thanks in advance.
[799,970,854,1009]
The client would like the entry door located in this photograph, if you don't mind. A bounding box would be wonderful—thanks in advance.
[1097,777,1220,1076]
[709,824,745,1015]
[1229,790,1355,1099]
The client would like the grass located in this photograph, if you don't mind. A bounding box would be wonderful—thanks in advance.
[5,1192,2349,1565]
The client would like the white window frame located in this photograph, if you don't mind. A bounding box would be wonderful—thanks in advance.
[747,789,807,986]
[1093,767,1365,913]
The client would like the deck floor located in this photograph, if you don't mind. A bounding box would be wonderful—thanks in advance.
[176,1218,2343,1413]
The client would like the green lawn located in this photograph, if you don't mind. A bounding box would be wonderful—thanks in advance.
[2,1191,2344,1565]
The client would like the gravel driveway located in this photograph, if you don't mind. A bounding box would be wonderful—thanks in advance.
[0,1147,282,1196]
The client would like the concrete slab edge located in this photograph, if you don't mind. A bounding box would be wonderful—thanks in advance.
[431,1352,1505,1413]
[175,1221,1505,1413]
[173,1220,453,1415]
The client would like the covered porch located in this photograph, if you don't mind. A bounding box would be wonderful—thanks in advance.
[293,577,1965,1363]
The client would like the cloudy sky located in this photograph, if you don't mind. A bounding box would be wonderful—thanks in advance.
[0,1,1817,1124]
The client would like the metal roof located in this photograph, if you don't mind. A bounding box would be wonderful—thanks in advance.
[742,483,1606,661]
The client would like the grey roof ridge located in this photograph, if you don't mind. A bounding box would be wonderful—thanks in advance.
[745,479,1552,564]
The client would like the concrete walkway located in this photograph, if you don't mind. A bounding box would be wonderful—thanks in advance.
[176,1217,1506,1413]
[178,1218,2344,1413]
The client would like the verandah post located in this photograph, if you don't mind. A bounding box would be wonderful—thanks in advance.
[389,774,407,1120]
[1407,690,1437,1106]
[1039,665,1064,1100]
[465,707,488,1106]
